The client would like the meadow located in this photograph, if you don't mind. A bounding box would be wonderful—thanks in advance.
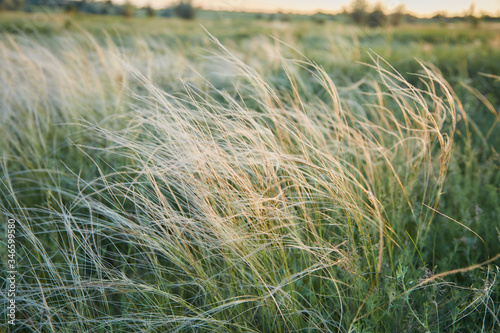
[0,12,499,332]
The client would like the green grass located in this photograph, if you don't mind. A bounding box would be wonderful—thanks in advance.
[0,13,499,332]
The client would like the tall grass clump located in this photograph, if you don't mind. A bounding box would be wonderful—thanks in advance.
[1,30,499,332]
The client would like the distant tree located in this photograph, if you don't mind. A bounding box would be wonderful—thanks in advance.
[366,4,387,28]
[350,0,368,25]
[390,4,405,26]
[79,1,104,14]
[466,2,481,27]
[468,15,482,27]
[482,14,500,22]
[121,1,134,18]
[101,0,115,15]
[174,0,195,20]
[145,5,155,17]
[432,12,448,26]
[268,13,275,21]
[255,13,263,20]
[159,8,173,17]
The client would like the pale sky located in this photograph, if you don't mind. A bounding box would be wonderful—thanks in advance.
[136,0,500,16]
[199,0,499,15]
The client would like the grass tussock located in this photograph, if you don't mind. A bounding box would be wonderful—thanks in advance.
[0,22,499,332]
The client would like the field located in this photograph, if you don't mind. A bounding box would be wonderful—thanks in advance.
[1,12,499,332]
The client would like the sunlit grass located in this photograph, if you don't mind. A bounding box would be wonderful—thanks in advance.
[0,16,499,332]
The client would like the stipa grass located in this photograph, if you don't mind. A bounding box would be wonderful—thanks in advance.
[1,32,499,332]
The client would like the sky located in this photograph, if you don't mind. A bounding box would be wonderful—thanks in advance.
[132,0,500,16]
[198,0,499,16]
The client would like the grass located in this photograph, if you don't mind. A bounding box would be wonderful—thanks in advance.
[0,13,499,332]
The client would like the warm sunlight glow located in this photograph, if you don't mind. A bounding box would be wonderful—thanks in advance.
[128,0,500,16]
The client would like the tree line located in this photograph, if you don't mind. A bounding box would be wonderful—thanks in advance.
[0,0,195,19]
[0,0,497,25]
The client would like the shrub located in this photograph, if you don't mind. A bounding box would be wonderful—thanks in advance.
[121,2,134,18]
[390,4,405,26]
[312,14,326,24]
[173,0,195,20]
[159,8,173,17]
[145,5,155,17]
[280,13,291,22]
[366,4,387,28]
[350,0,368,25]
